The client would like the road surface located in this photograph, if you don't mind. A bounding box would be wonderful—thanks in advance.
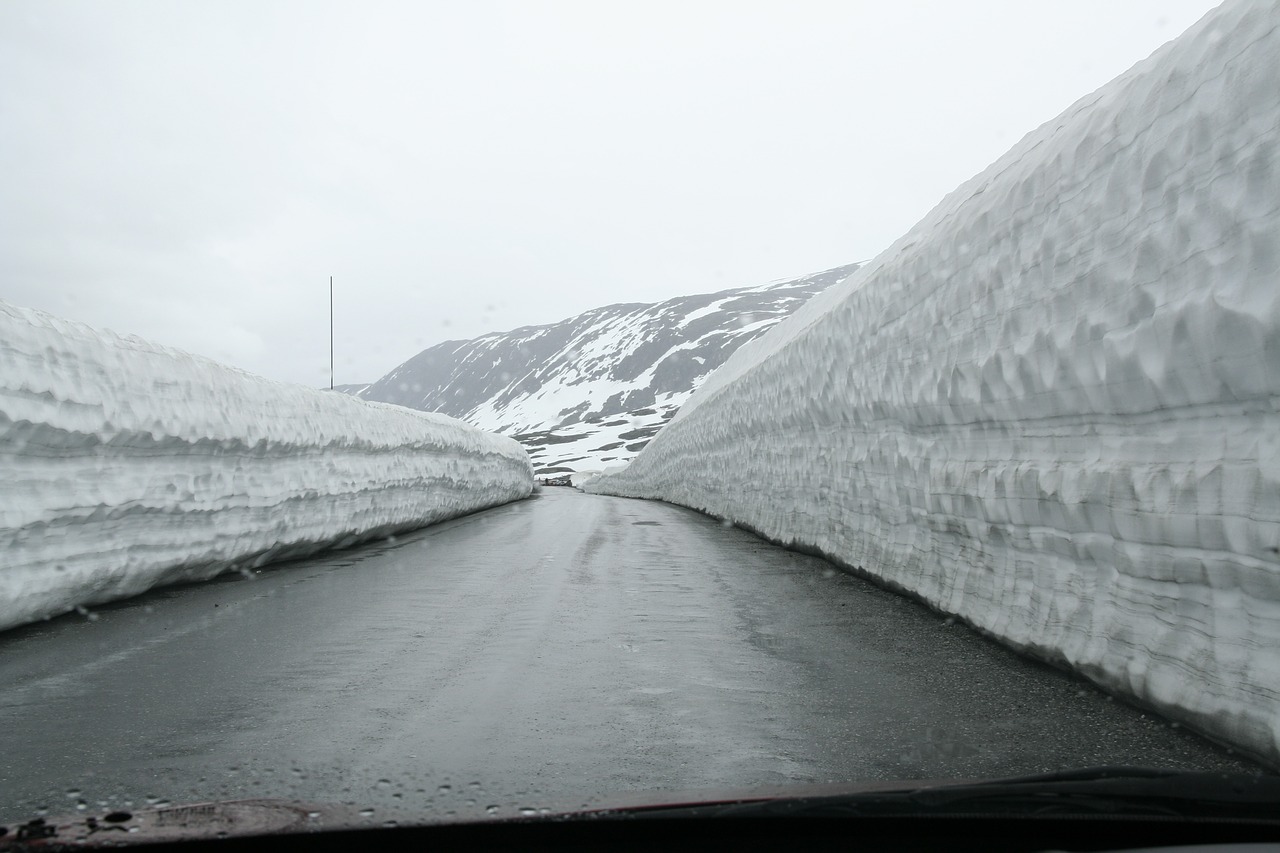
[0,490,1258,823]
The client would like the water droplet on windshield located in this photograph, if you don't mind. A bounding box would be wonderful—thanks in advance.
[437,784,452,795]
[485,805,500,816]
[518,807,538,817]
[64,788,81,797]
[358,808,375,817]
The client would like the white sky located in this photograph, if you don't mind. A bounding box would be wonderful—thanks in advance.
[1,0,1221,387]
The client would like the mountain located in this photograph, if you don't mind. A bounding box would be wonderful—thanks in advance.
[355,262,860,475]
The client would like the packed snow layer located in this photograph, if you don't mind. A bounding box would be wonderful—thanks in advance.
[590,1,1280,765]
[0,301,533,634]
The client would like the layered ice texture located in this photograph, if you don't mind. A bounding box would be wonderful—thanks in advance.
[0,302,533,634]
[590,1,1280,765]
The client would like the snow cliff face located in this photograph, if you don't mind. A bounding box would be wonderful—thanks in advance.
[0,301,533,634]
[356,264,858,437]
[590,1,1280,765]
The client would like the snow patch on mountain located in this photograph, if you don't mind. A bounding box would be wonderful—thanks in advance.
[520,403,680,478]
[357,264,858,445]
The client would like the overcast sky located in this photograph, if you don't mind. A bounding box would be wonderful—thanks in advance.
[1,1,1221,387]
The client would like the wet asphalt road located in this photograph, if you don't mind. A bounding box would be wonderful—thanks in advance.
[0,489,1259,823]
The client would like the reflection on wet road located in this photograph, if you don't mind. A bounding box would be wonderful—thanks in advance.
[0,490,1256,822]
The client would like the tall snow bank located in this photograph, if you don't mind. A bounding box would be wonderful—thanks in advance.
[1,302,533,634]
[589,0,1280,766]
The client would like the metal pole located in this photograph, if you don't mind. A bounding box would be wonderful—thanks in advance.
[330,276,334,390]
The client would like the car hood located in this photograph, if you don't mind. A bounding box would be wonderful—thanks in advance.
[3,767,1278,849]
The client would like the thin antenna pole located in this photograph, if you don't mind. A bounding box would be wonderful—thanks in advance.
[329,276,334,391]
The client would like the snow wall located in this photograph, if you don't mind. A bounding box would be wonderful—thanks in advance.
[1,301,534,634]
[588,0,1280,766]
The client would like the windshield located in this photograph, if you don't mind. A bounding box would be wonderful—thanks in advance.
[1,0,1276,837]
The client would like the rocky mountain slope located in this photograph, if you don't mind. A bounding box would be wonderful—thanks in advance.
[355,262,859,474]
